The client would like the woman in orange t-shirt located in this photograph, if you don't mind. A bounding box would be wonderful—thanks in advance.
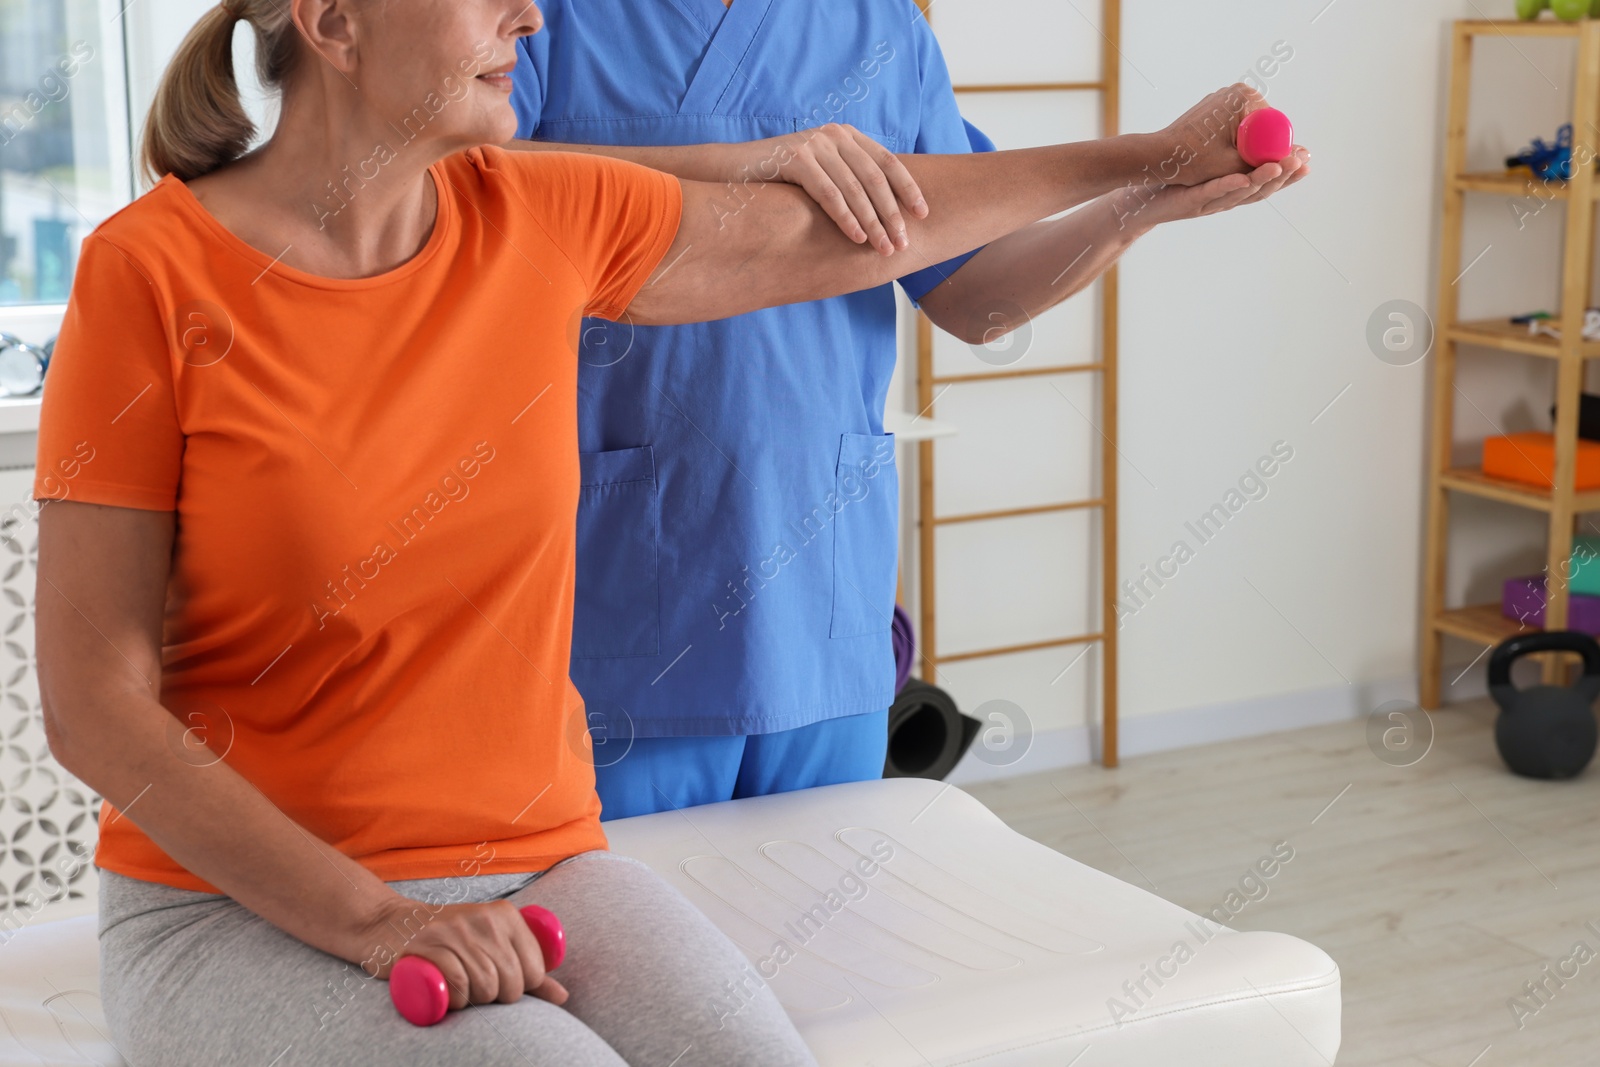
[34,0,1284,1061]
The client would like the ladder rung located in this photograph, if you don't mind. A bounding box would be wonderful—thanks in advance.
[936,500,1103,525]
[939,633,1105,664]
[953,81,1106,94]
[932,362,1104,386]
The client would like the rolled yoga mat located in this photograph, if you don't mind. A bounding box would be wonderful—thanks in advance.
[884,679,982,780]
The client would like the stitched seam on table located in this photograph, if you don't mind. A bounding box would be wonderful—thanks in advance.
[941,970,1343,1066]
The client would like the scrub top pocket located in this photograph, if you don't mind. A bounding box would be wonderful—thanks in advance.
[573,446,660,659]
[830,433,899,639]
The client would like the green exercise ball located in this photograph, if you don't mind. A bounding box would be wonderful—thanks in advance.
[1552,0,1587,20]
[1518,0,1549,17]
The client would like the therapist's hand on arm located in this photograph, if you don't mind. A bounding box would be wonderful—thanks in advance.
[918,144,1311,344]
[509,123,925,257]
[37,502,566,1011]
[627,84,1287,326]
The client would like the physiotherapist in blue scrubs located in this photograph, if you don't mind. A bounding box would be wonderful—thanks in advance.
[506,0,1311,819]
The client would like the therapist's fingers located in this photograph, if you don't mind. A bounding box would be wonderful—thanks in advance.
[846,127,926,221]
[785,124,918,254]
[835,134,919,251]
[810,145,899,256]
[785,145,869,245]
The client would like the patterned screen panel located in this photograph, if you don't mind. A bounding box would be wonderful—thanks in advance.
[0,469,100,926]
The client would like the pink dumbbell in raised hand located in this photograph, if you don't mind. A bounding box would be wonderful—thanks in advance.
[1236,107,1294,168]
[389,904,567,1027]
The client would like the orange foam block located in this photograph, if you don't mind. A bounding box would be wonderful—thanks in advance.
[1482,432,1600,490]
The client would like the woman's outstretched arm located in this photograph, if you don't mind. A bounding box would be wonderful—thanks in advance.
[628,85,1270,326]
[510,125,928,257]
[919,147,1311,343]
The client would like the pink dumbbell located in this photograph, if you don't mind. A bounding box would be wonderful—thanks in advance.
[389,904,567,1027]
[1237,107,1295,168]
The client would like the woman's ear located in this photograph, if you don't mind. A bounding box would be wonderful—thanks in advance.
[293,0,361,77]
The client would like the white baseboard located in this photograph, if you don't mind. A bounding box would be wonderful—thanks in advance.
[945,660,1489,787]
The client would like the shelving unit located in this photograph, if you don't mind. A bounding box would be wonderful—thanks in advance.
[911,0,1122,764]
[1421,19,1600,705]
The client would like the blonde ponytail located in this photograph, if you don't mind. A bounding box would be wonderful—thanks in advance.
[140,2,299,184]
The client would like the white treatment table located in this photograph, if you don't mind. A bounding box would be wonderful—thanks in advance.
[0,778,1341,1065]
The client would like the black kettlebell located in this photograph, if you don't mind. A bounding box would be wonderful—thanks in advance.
[1487,630,1600,780]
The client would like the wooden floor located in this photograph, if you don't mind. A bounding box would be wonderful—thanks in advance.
[964,698,1600,1067]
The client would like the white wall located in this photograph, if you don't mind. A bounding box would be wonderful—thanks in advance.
[122,1,1565,769]
[123,0,209,132]
[918,0,1579,777]
[125,0,275,185]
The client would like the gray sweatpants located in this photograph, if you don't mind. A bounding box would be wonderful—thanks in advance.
[98,850,820,1067]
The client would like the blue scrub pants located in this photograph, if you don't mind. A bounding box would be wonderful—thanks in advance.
[593,708,890,821]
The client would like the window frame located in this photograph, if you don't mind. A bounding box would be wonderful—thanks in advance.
[0,0,134,342]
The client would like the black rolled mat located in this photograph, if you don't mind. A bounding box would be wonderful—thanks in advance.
[884,679,981,781]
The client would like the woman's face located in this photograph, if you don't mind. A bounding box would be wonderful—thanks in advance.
[343,0,542,153]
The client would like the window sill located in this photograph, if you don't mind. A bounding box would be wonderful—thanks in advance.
[0,397,42,435]
[0,306,66,349]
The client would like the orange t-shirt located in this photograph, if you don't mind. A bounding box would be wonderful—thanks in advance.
[33,146,684,893]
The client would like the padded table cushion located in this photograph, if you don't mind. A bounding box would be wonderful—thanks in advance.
[0,778,1340,1066]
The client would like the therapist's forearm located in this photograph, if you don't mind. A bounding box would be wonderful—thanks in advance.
[918,194,1141,344]
[506,137,753,183]
[632,135,1167,325]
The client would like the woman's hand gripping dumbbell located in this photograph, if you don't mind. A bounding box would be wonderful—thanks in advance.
[1109,102,1303,232]
[380,900,569,1026]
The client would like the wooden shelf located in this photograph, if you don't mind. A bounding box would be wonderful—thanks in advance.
[1459,18,1588,37]
[1454,171,1574,197]
[1433,603,1535,646]
[1440,467,1600,512]
[1447,318,1600,359]
[1422,20,1600,707]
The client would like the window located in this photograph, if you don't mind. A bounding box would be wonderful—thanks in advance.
[0,0,130,310]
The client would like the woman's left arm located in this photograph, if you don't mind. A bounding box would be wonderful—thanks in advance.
[626,83,1305,328]
[918,148,1311,344]
[511,125,925,256]
[627,136,1160,327]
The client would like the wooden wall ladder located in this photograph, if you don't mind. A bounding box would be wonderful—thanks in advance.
[911,0,1123,765]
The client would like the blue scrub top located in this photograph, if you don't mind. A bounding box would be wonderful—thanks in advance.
[511,0,992,738]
